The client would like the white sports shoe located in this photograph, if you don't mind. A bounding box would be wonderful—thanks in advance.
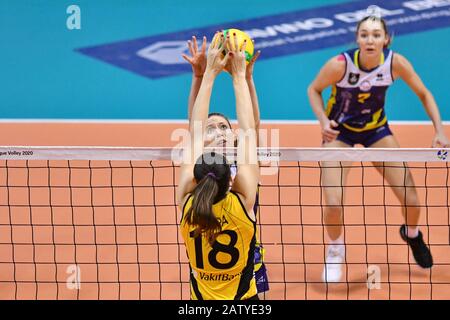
[322,244,345,283]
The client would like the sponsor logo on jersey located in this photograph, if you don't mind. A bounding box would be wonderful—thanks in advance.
[348,72,360,85]
[360,80,372,91]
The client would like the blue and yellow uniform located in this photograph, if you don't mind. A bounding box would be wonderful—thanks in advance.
[326,48,395,147]
[180,191,257,300]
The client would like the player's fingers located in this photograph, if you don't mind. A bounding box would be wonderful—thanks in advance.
[181,54,193,64]
[322,131,335,140]
[209,31,220,50]
[225,32,231,52]
[201,36,207,54]
[251,50,261,64]
[331,129,340,135]
[322,134,333,143]
[217,33,226,52]
[326,127,340,136]
[192,36,198,54]
[187,40,194,56]
[431,139,438,148]
[233,32,238,52]
[241,39,247,52]
[330,120,339,128]
[323,135,336,143]
[221,51,231,66]
[437,139,450,148]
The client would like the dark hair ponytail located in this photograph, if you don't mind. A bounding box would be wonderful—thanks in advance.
[187,175,221,243]
[185,152,231,244]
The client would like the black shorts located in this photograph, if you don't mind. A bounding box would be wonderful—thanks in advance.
[336,123,393,147]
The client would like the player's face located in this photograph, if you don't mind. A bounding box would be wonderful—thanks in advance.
[356,20,389,57]
[204,115,234,148]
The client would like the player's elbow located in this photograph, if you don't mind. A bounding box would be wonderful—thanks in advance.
[307,84,320,98]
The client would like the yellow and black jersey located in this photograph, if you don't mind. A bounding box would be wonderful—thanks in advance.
[180,191,257,300]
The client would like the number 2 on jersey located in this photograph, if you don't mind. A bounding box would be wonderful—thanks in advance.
[358,93,371,104]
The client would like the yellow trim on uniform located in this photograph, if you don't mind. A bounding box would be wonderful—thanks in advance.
[325,85,337,117]
[354,49,360,68]
[342,108,387,132]
[354,49,385,69]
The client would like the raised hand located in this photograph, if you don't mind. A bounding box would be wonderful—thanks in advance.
[246,49,261,80]
[182,36,207,78]
[321,119,340,143]
[226,32,247,78]
[432,132,450,148]
[205,31,230,77]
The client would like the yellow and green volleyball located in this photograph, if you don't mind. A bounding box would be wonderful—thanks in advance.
[215,28,254,64]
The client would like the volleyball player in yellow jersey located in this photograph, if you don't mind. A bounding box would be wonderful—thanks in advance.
[182,34,269,294]
[177,32,260,300]
[308,14,450,283]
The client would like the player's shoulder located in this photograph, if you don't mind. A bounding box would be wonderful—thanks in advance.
[228,190,244,206]
[228,190,256,222]
[391,51,414,76]
[181,193,193,211]
[323,54,347,76]
[392,51,409,67]
[327,48,354,69]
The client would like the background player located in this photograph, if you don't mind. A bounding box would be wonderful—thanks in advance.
[307,13,450,283]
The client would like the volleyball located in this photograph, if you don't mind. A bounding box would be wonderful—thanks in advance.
[215,28,254,64]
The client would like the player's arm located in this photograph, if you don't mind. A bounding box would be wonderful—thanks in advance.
[182,36,207,122]
[307,55,346,143]
[246,50,262,147]
[227,35,259,217]
[177,33,230,208]
[393,53,449,147]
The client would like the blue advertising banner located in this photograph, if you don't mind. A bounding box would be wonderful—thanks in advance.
[77,0,450,79]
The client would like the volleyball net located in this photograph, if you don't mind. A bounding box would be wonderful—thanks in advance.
[0,146,449,300]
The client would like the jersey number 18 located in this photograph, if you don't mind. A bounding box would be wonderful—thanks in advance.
[190,230,240,270]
